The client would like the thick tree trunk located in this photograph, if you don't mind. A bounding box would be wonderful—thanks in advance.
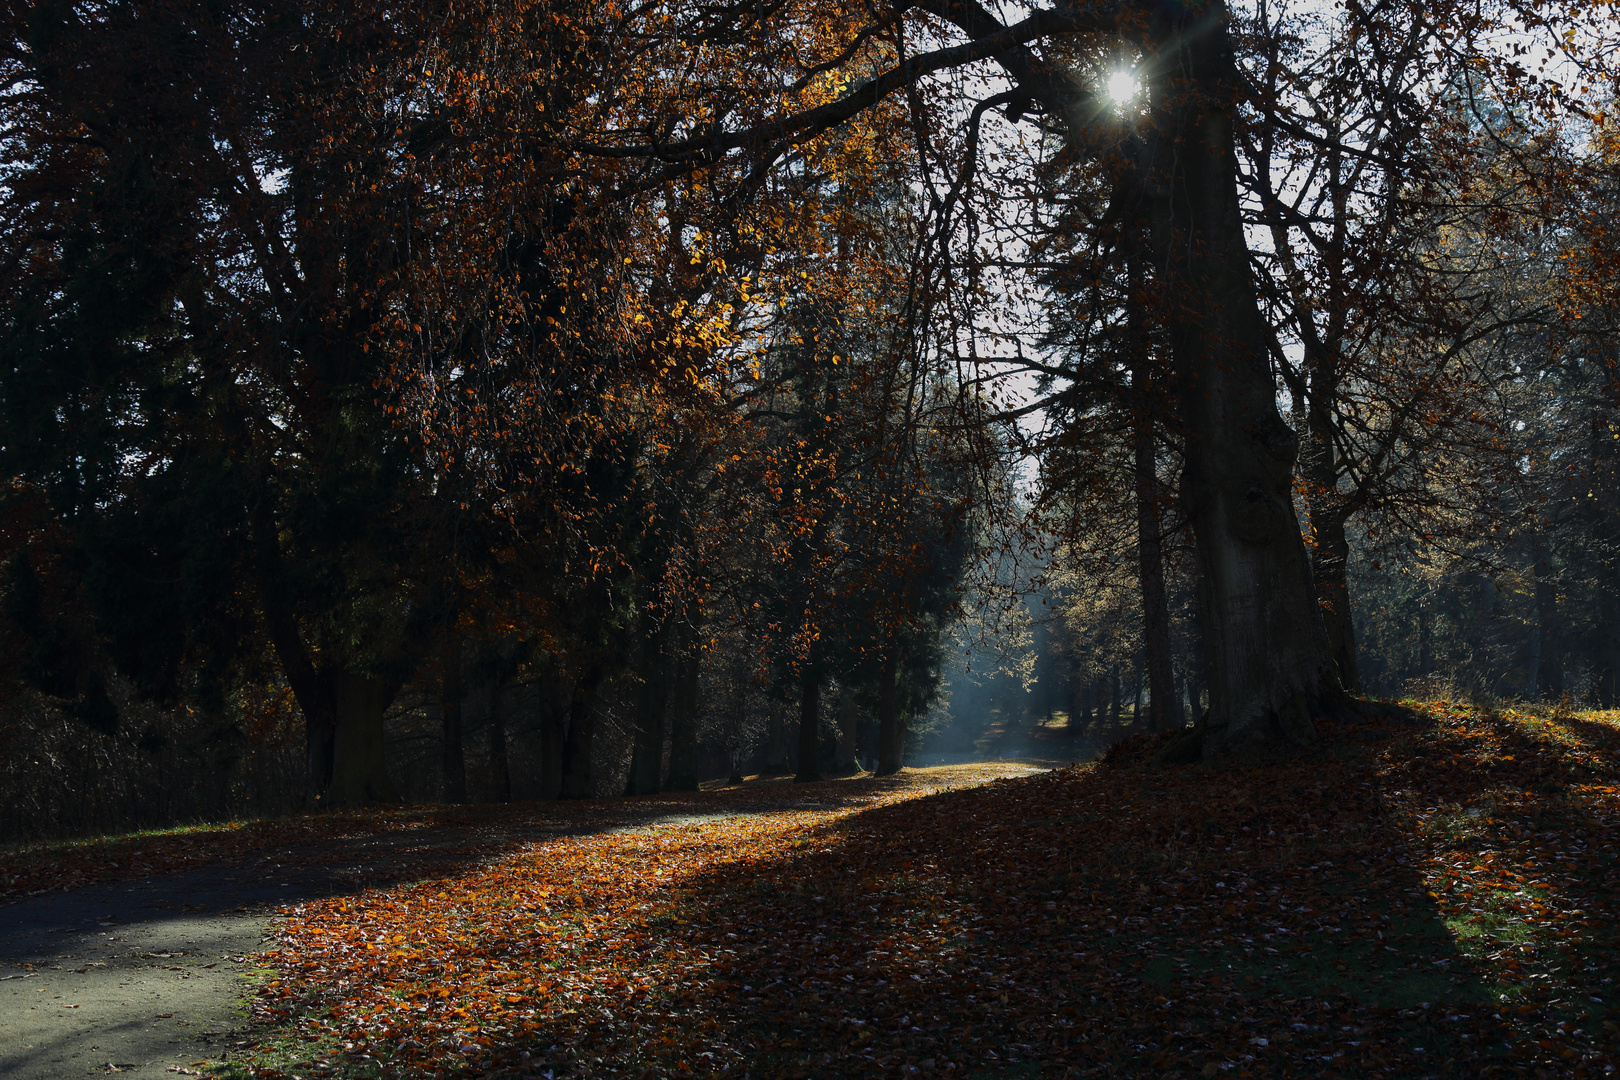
[626,630,667,796]
[326,672,399,805]
[438,636,467,803]
[1530,538,1562,700]
[794,671,823,783]
[249,494,334,800]
[1144,2,1342,754]
[876,648,902,776]
[1190,575,1211,719]
[487,683,510,803]
[559,666,603,799]
[664,642,699,792]
[1128,227,1181,734]
[1106,667,1120,726]
[307,704,335,800]
[1137,420,1180,731]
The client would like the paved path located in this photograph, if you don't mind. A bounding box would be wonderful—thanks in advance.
[0,848,383,1079]
[1,764,1061,1078]
[0,811,798,1078]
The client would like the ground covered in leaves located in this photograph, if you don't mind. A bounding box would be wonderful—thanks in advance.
[13,706,1620,1078]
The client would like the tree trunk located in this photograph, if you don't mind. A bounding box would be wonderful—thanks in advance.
[1129,234,1181,734]
[876,648,902,776]
[307,702,335,801]
[833,686,859,774]
[1474,574,1498,684]
[326,672,399,805]
[1191,573,1211,719]
[559,666,603,800]
[1599,588,1620,709]
[625,629,667,796]
[438,636,467,803]
[859,701,881,772]
[1130,650,1144,729]
[1524,624,1541,700]
[794,671,823,783]
[487,682,511,803]
[1106,667,1120,726]
[664,640,700,792]
[536,676,568,801]
[1416,602,1433,680]
[1531,538,1562,700]
[249,493,334,801]
[1142,2,1342,754]
[762,702,791,775]
[1307,506,1362,695]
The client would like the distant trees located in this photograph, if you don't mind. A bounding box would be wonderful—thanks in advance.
[0,0,990,832]
[5,0,1620,842]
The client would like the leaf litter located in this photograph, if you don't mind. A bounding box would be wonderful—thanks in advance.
[13,710,1620,1078]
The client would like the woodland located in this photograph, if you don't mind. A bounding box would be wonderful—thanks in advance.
[3,0,1620,1075]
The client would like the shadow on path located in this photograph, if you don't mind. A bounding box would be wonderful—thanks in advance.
[0,765,1054,1079]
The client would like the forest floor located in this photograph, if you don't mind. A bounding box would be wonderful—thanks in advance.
[3,705,1619,1079]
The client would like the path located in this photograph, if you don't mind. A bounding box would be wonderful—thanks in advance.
[0,762,1060,1078]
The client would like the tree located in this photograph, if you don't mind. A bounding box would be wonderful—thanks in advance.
[574,0,1607,754]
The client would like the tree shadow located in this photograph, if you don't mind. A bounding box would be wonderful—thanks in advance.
[500,730,1546,1078]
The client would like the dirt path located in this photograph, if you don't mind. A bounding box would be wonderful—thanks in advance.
[1,763,1060,1078]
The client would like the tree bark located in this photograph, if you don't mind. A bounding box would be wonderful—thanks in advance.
[248,489,335,800]
[307,697,336,801]
[762,702,791,775]
[1307,505,1362,695]
[664,639,700,792]
[536,676,568,801]
[559,665,603,800]
[794,670,823,783]
[1136,422,1180,730]
[833,687,859,775]
[1416,602,1433,680]
[487,681,511,803]
[1130,649,1144,729]
[437,636,467,803]
[1599,588,1620,708]
[1127,223,1181,734]
[625,628,667,796]
[876,648,902,776]
[1143,2,1342,754]
[1530,538,1562,700]
[326,672,399,805]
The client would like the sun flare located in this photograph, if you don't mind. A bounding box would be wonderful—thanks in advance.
[1106,70,1139,104]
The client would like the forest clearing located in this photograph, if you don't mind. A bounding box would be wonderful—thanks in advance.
[4,701,1616,1079]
